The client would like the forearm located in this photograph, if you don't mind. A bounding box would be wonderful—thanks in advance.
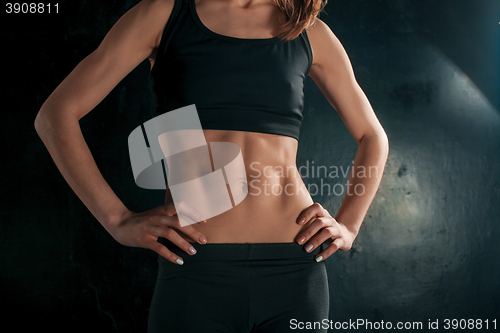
[334,132,389,237]
[34,108,129,232]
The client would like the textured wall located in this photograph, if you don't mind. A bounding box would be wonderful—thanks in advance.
[298,0,500,328]
[1,0,499,332]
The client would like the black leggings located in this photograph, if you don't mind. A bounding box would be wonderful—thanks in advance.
[148,238,330,333]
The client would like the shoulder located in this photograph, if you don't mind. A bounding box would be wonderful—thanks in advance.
[140,0,177,48]
[147,0,176,16]
[305,18,347,69]
[143,0,175,13]
[92,0,178,68]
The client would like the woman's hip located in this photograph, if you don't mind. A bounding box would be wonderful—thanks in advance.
[149,239,330,332]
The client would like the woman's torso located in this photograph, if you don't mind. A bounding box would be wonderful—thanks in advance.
[149,0,314,243]
[164,129,313,243]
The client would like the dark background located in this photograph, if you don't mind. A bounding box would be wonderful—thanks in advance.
[1,0,499,332]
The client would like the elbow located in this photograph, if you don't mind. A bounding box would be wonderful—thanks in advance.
[34,109,46,138]
[379,131,390,163]
[34,104,81,142]
[378,129,389,154]
[34,104,59,139]
[358,128,389,156]
[34,107,51,139]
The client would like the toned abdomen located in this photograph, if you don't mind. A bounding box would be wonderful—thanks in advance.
[165,130,314,244]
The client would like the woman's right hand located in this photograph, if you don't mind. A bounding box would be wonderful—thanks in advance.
[109,201,208,265]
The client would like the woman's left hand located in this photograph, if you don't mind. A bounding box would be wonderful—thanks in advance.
[295,202,357,262]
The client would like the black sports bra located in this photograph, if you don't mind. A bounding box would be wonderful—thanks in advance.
[148,0,313,140]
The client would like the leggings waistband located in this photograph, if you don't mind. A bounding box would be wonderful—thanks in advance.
[160,238,323,261]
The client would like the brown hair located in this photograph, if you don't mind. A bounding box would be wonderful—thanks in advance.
[273,0,328,41]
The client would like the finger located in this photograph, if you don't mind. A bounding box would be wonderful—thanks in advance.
[303,227,341,253]
[295,217,327,245]
[148,241,185,265]
[315,238,343,262]
[160,227,199,256]
[176,201,208,225]
[179,200,207,223]
[153,215,208,244]
[178,223,209,244]
[296,202,325,225]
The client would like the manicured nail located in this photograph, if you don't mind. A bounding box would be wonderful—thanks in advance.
[298,236,305,244]
[315,256,323,262]
[298,217,305,224]
[305,244,313,252]
[176,258,184,265]
[188,246,197,255]
[200,236,207,244]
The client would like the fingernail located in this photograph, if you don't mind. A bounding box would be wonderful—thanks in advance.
[176,258,184,265]
[188,246,197,255]
[315,255,323,262]
[305,244,313,252]
[200,236,207,244]
[298,217,305,224]
[298,236,305,244]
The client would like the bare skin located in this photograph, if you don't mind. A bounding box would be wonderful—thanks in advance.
[35,0,389,266]
[164,129,314,244]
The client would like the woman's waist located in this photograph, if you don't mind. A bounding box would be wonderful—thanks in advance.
[175,190,313,243]
[160,237,323,262]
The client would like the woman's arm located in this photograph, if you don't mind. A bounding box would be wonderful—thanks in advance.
[35,0,207,264]
[295,19,389,260]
